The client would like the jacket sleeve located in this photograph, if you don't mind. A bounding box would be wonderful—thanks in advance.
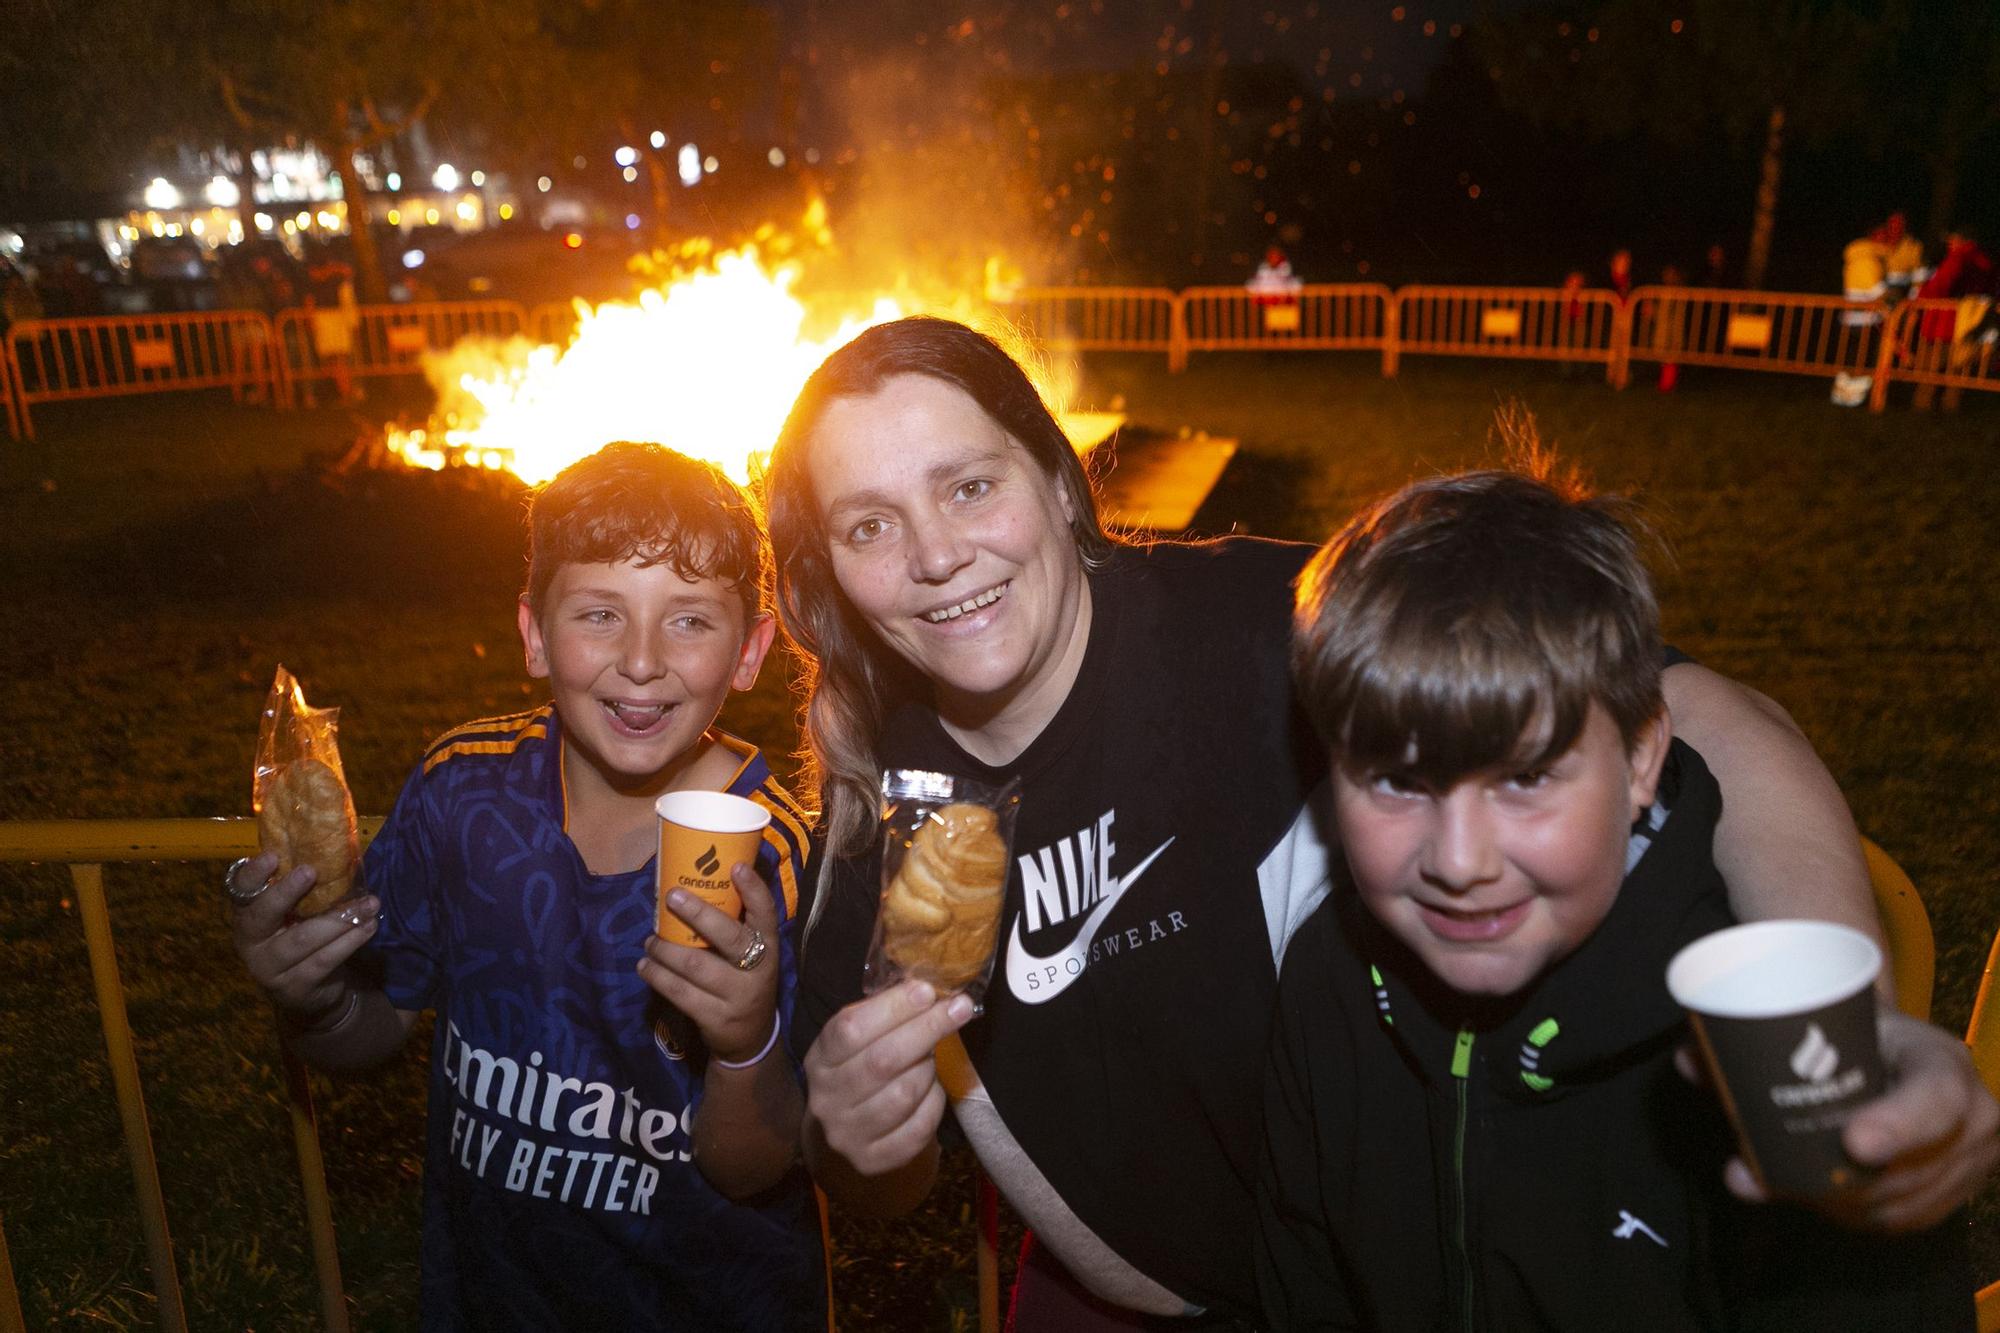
[1255,946,1362,1330]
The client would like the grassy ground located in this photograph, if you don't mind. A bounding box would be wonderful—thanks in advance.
[0,357,1994,1329]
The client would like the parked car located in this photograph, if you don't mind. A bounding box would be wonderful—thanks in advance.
[130,236,220,312]
[24,239,144,317]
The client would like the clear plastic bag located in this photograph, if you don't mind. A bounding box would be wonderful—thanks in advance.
[864,769,1022,1009]
[253,665,359,917]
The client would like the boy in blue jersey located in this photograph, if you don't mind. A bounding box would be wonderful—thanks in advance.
[1258,466,1970,1330]
[227,442,827,1331]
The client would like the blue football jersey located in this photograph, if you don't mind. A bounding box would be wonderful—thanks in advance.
[358,706,827,1332]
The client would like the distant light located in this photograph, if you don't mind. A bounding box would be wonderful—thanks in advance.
[402,249,426,268]
[470,170,486,186]
[432,163,460,190]
[563,231,584,249]
[702,155,718,174]
[387,172,402,191]
[282,219,296,234]
[622,166,639,183]
[190,217,206,235]
[677,143,702,186]
[165,223,183,237]
[805,147,820,164]
[625,213,641,230]
[649,130,667,149]
[498,203,514,220]
[296,210,312,228]
[387,208,401,225]
[537,175,553,193]
[144,177,182,210]
[425,207,440,225]
[615,145,638,168]
[316,210,339,229]
[1670,18,1684,32]
[455,199,478,222]
[768,147,786,167]
[253,212,273,231]
[572,155,587,170]
[204,175,239,207]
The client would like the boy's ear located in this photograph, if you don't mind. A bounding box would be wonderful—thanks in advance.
[1626,707,1672,817]
[517,597,552,679]
[731,614,779,692]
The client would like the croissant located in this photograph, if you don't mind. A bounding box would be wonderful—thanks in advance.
[257,758,358,916]
[881,803,1009,988]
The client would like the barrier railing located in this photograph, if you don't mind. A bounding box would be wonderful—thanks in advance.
[1,344,20,441]
[529,300,581,348]
[276,300,527,406]
[1619,286,1887,389]
[1005,287,1183,366]
[1180,284,1393,371]
[1389,286,1628,383]
[1868,297,2000,412]
[3,312,280,439]
[0,817,381,1333]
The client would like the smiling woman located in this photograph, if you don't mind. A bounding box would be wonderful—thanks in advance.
[763,317,2000,1331]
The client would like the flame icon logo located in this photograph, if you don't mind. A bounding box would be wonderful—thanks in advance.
[1789,1023,1839,1082]
[694,845,720,876]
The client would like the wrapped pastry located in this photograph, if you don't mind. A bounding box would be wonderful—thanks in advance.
[254,667,359,917]
[866,771,1021,1006]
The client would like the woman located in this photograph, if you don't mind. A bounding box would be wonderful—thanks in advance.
[769,317,1995,1328]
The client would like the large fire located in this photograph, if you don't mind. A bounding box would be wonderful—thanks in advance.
[385,216,1115,485]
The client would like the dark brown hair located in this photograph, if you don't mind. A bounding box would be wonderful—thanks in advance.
[525,441,768,625]
[764,316,1118,855]
[1293,465,1662,788]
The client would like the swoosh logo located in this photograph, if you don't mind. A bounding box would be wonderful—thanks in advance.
[1004,838,1175,1005]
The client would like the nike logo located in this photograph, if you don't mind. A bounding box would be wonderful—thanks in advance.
[1004,838,1174,1005]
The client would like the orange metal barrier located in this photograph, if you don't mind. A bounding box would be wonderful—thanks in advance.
[1868,297,2000,412]
[0,345,20,441]
[1619,286,1885,388]
[1004,287,1183,366]
[1389,286,1627,382]
[0,817,381,1333]
[530,300,581,348]
[2,311,280,439]
[276,300,528,405]
[1181,284,1393,370]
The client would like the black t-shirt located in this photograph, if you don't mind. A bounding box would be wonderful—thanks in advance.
[796,537,1327,1316]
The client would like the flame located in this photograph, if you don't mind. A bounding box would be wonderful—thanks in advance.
[385,214,1115,487]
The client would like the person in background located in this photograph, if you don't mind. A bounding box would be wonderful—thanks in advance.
[1607,248,1634,304]
[1883,212,1925,303]
[1700,242,1730,289]
[1652,263,1685,393]
[1833,222,1892,406]
[1911,227,1995,412]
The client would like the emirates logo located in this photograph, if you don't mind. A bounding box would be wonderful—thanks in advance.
[694,845,721,876]
[1789,1023,1839,1082]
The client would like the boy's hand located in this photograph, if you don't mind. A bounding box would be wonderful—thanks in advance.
[802,980,975,1178]
[641,862,782,1065]
[1683,1009,2000,1231]
[226,850,379,1017]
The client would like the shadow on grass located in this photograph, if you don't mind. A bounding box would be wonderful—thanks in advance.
[1182,450,1322,542]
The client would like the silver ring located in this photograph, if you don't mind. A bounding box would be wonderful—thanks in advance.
[733,927,768,972]
[224,856,269,907]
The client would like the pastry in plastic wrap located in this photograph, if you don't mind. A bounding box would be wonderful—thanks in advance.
[253,666,360,917]
[880,803,1010,989]
[257,758,357,915]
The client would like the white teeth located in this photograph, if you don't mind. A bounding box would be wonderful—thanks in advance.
[924,583,1007,623]
[606,701,669,728]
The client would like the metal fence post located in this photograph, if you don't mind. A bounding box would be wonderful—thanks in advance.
[1381,291,1400,378]
[280,1037,352,1332]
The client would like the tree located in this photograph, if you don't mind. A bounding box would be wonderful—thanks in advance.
[1475,0,1884,289]
[1882,0,2000,234]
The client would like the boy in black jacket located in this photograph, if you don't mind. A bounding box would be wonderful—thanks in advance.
[1258,466,1970,1331]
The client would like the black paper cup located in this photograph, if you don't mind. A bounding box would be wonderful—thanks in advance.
[1666,920,1885,1199]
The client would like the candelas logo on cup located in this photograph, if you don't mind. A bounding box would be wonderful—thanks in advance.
[1667,919,1884,1199]
[655,791,771,950]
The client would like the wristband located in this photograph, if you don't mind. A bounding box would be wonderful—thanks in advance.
[288,987,360,1037]
[712,1014,782,1070]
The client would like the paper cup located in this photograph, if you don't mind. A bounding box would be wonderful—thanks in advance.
[655,791,770,949]
[1666,920,1885,1199]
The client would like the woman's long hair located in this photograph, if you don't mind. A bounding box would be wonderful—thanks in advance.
[764,317,1118,865]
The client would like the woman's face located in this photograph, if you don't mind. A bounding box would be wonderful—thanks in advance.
[806,373,1090,733]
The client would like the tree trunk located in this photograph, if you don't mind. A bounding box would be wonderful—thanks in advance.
[232,141,262,242]
[337,139,389,303]
[1927,148,1960,238]
[1742,102,1785,291]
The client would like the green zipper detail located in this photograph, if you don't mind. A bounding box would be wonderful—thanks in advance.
[1452,1028,1474,1332]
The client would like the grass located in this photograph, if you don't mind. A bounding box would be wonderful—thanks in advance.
[0,357,1995,1329]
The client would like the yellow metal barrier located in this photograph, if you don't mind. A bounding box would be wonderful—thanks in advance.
[1,345,21,441]
[1391,286,1627,384]
[0,817,380,1332]
[275,300,528,406]
[1620,286,1886,386]
[1005,287,1184,367]
[529,300,582,348]
[1868,297,2000,412]
[3,311,281,440]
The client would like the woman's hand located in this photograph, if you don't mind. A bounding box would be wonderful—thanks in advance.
[226,850,378,1018]
[804,980,975,1180]
[641,863,782,1064]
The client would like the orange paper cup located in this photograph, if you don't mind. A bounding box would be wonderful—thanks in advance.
[655,791,770,948]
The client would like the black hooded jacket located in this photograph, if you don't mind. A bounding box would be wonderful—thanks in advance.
[1256,742,1970,1332]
